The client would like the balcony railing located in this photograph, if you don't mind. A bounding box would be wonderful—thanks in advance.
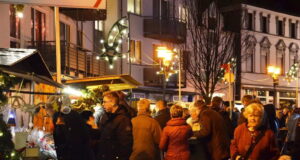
[144,17,186,44]
[27,41,105,77]
[143,67,186,88]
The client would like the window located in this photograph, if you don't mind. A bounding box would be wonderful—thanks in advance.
[261,16,268,33]
[128,0,141,15]
[276,40,286,74]
[260,47,269,73]
[290,22,296,38]
[276,49,284,74]
[60,22,70,43]
[31,8,46,42]
[247,13,253,30]
[130,40,142,64]
[94,20,104,31]
[290,51,297,67]
[77,30,83,48]
[277,20,284,36]
[289,43,299,67]
[153,44,159,64]
[178,5,187,22]
[245,46,255,72]
[10,5,21,48]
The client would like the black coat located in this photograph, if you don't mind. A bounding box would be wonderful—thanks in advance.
[97,106,133,160]
[53,110,93,160]
[154,108,171,129]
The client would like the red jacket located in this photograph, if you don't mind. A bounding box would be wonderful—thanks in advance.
[230,123,280,160]
[159,118,192,160]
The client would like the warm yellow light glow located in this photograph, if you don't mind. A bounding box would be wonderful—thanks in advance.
[268,66,281,79]
[156,46,174,61]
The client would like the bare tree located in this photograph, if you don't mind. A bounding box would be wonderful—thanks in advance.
[183,0,237,103]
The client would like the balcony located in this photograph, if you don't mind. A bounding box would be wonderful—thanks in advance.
[27,41,105,78]
[143,67,186,88]
[143,17,186,44]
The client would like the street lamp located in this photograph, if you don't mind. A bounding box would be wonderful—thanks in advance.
[267,66,281,106]
[156,46,177,100]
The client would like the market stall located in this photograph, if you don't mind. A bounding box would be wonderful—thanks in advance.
[0,48,62,160]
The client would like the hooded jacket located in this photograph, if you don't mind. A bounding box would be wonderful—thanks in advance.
[159,118,192,160]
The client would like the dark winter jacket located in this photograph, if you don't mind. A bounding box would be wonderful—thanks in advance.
[154,108,171,129]
[230,123,280,160]
[53,110,92,160]
[97,106,133,160]
[193,108,230,160]
[159,118,192,160]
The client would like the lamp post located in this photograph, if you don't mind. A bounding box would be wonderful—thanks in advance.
[267,66,281,106]
[156,46,176,101]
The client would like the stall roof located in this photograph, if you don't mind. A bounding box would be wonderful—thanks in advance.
[0,48,62,88]
[64,75,141,91]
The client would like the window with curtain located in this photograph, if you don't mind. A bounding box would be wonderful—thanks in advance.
[276,49,285,74]
[128,0,141,15]
[130,40,142,64]
[246,46,255,72]
[10,5,21,48]
[290,51,297,67]
[260,47,269,73]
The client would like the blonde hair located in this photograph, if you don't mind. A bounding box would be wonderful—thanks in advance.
[243,103,264,119]
[170,105,183,118]
[137,99,151,114]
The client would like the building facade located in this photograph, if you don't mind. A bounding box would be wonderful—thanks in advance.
[0,1,194,102]
[104,0,194,102]
[224,3,300,108]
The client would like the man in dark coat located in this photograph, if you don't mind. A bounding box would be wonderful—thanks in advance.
[97,92,133,160]
[53,109,92,160]
[210,97,234,139]
[154,100,170,129]
[193,100,230,160]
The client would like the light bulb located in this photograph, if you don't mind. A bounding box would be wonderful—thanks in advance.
[122,55,126,59]
[16,12,23,18]
[102,48,106,52]
[100,39,104,44]
[109,65,114,69]
[96,56,100,60]
[105,57,109,61]
[113,56,118,61]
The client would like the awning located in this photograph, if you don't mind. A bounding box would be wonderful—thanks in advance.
[64,74,141,91]
[0,48,63,88]
[60,8,106,21]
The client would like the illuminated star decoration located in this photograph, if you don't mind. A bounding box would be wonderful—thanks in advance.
[285,63,299,83]
[219,58,236,82]
[97,17,129,69]
[156,47,179,81]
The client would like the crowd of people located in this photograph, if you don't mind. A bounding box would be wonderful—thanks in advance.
[48,91,300,160]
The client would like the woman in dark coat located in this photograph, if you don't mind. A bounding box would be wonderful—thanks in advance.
[159,105,192,160]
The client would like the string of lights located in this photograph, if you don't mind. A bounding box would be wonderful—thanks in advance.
[96,17,129,69]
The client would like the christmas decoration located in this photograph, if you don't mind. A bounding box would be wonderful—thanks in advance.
[98,17,129,69]
[285,63,299,83]
[0,115,21,160]
[0,72,21,107]
[71,85,110,111]
[218,58,236,82]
